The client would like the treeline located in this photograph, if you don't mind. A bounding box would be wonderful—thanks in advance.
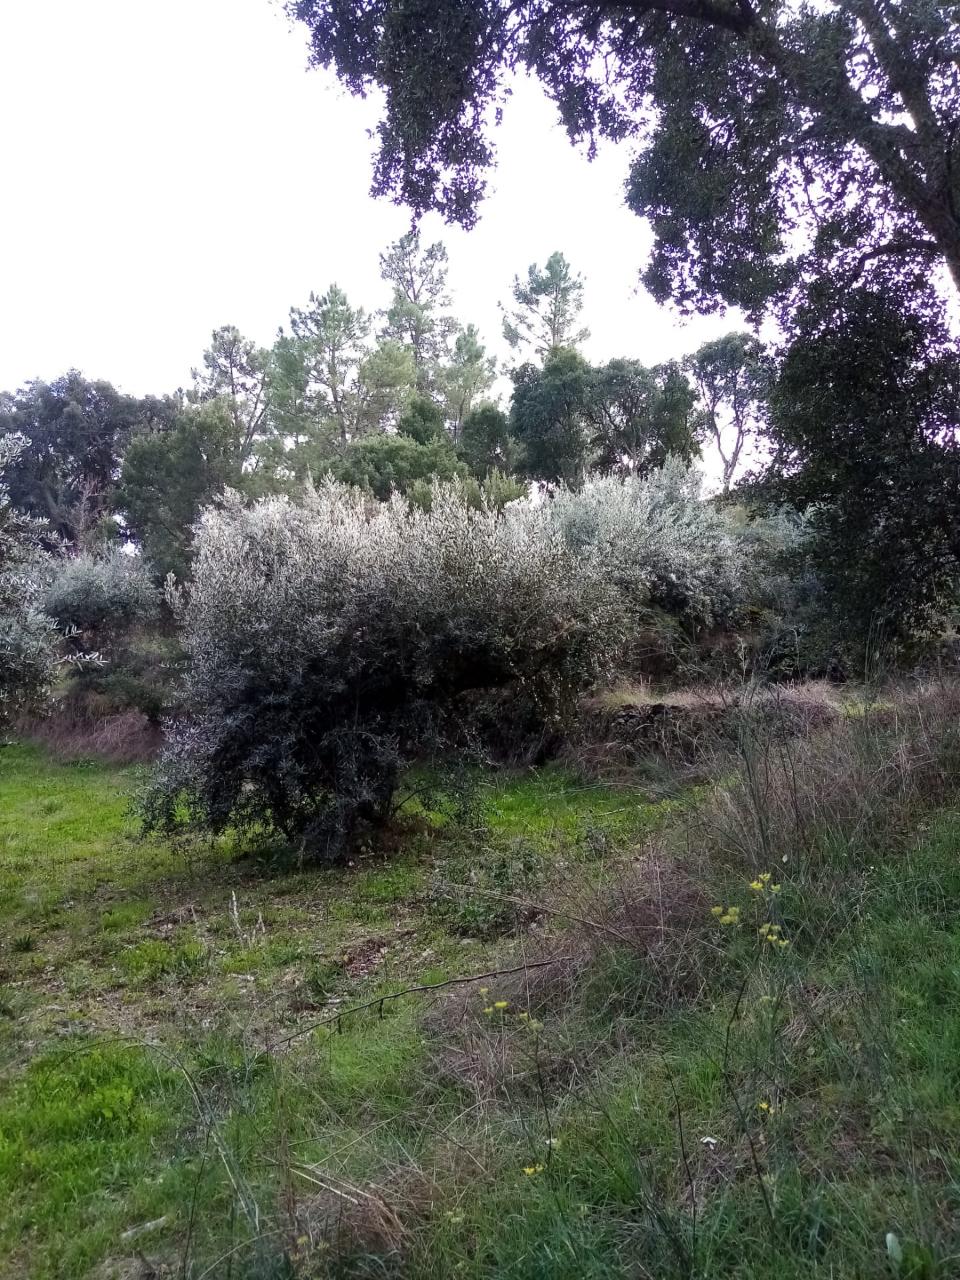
[0,237,765,583]
[4,231,960,728]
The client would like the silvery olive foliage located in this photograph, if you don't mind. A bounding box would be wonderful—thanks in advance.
[42,548,171,723]
[42,548,160,639]
[0,436,58,726]
[146,464,798,856]
[549,458,754,631]
[144,480,627,858]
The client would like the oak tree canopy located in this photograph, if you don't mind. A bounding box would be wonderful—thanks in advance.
[288,1,960,314]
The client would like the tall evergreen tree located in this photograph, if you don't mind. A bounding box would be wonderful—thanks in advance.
[192,325,272,463]
[286,285,373,446]
[379,231,456,389]
[274,286,416,453]
[502,252,589,359]
[439,325,496,440]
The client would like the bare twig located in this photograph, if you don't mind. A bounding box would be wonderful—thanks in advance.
[271,955,573,1047]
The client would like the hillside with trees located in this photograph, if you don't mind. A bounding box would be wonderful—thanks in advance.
[2,2,960,1278]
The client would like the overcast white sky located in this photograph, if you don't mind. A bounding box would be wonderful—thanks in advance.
[0,0,740,401]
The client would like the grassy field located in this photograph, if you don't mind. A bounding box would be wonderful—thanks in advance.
[2,696,960,1279]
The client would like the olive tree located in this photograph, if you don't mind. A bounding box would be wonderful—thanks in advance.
[144,481,627,858]
[0,437,58,725]
[549,457,754,633]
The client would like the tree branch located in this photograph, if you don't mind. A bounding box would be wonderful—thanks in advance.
[270,954,572,1047]
[604,0,756,36]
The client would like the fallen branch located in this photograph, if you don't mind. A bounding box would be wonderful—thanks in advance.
[272,955,572,1047]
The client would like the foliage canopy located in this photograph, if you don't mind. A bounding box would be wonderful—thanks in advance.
[288,0,960,313]
[763,277,960,646]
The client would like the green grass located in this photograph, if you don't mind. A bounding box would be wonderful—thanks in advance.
[0,1041,189,1278]
[482,763,678,846]
[0,744,674,1278]
[1,737,959,1277]
[398,812,960,1279]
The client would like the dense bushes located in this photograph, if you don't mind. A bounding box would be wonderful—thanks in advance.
[548,461,810,676]
[548,458,751,632]
[0,595,58,728]
[144,466,808,856]
[0,437,58,726]
[144,481,627,857]
[42,549,174,724]
[42,548,160,638]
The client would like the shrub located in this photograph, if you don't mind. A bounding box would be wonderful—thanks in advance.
[42,549,174,725]
[144,481,627,858]
[734,506,840,676]
[0,601,58,728]
[42,548,160,639]
[0,435,58,726]
[547,459,754,633]
[408,466,527,516]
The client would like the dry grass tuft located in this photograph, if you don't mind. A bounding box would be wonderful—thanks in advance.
[17,707,163,764]
[426,851,716,1103]
[694,678,960,875]
[284,1154,459,1270]
[577,679,845,774]
[595,852,719,1002]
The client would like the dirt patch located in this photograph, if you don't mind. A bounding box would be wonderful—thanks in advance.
[342,935,393,978]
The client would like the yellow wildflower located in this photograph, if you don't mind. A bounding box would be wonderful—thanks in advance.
[757,1100,771,1113]
[718,906,741,926]
[482,1006,494,1015]
[494,1000,509,1010]
[710,906,724,917]
[478,987,489,997]
[522,1164,545,1176]
[751,872,780,893]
